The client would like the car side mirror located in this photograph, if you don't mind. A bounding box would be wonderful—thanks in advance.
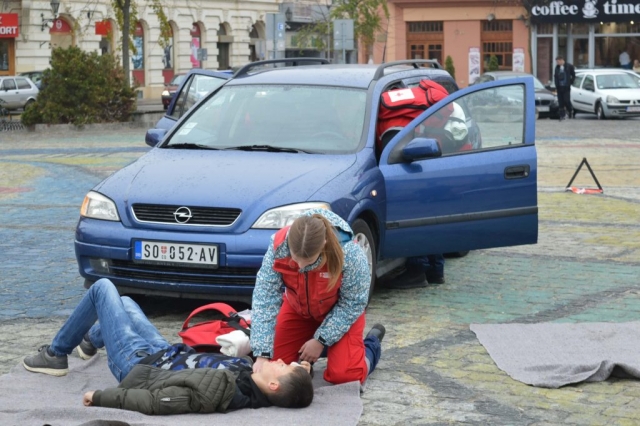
[145,128,168,147]
[402,138,442,162]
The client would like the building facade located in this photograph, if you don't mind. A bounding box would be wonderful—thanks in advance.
[372,0,532,87]
[530,0,640,86]
[1,0,276,98]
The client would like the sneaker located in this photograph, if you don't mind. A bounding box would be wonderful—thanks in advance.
[366,324,386,343]
[382,265,428,289]
[76,336,97,360]
[425,270,445,285]
[23,345,69,376]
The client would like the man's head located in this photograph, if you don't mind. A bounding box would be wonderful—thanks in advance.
[556,56,565,66]
[252,359,314,408]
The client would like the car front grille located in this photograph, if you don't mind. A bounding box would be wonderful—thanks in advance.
[109,260,258,286]
[536,99,552,106]
[132,204,241,226]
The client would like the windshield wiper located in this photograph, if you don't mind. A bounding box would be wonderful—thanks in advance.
[225,145,311,153]
[164,143,220,150]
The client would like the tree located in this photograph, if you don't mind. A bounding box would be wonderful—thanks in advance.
[488,55,500,71]
[21,47,136,126]
[445,55,456,80]
[294,0,389,62]
[111,0,171,87]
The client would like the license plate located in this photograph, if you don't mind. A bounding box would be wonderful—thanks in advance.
[537,106,550,112]
[626,106,640,112]
[133,240,218,268]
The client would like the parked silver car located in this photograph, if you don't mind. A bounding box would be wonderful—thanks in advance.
[571,70,640,119]
[0,76,39,110]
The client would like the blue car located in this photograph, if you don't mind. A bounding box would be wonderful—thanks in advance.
[75,59,538,301]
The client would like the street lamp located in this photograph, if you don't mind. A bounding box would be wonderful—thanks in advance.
[41,0,61,31]
[326,0,334,60]
[285,7,293,22]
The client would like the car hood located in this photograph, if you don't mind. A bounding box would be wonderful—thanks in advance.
[96,149,356,229]
[597,88,640,100]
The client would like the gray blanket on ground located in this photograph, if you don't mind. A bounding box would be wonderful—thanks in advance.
[0,355,362,426]
[470,322,640,388]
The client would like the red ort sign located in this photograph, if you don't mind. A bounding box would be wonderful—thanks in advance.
[0,13,19,38]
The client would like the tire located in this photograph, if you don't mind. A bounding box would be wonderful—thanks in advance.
[444,251,470,258]
[351,218,377,303]
[596,103,606,120]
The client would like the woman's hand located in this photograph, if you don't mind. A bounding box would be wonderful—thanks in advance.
[298,339,325,363]
[83,391,95,407]
[253,356,269,373]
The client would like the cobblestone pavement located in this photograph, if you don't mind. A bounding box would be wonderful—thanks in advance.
[1,117,640,425]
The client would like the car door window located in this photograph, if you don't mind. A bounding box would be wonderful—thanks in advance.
[572,74,584,89]
[392,84,525,159]
[16,78,31,90]
[2,79,16,91]
[583,75,595,91]
[183,75,224,112]
[169,75,195,120]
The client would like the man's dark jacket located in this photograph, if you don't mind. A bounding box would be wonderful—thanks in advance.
[91,364,271,415]
[554,62,576,89]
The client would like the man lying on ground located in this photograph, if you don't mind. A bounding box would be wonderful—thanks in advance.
[23,278,313,415]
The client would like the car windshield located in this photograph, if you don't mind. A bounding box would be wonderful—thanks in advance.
[596,73,640,89]
[165,85,368,154]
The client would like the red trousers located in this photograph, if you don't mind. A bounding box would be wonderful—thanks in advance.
[273,298,368,384]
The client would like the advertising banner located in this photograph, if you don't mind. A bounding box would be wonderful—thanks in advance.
[529,0,640,24]
[0,13,19,38]
[469,47,481,85]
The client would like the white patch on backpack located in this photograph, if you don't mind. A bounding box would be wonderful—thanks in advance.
[388,89,415,103]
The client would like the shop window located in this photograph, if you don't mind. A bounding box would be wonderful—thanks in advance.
[410,44,425,59]
[408,22,443,33]
[536,23,553,35]
[428,44,443,63]
[483,42,513,70]
[0,40,10,72]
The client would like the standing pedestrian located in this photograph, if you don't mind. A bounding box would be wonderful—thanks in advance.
[633,59,640,73]
[554,56,575,121]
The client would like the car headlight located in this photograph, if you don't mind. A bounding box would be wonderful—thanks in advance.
[162,90,170,97]
[252,203,331,229]
[606,95,619,104]
[80,191,120,221]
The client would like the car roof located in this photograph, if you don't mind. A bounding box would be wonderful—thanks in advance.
[576,69,633,75]
[226,64,452,89]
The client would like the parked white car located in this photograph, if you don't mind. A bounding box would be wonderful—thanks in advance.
[571,70,640,119]
[0,76,39,110]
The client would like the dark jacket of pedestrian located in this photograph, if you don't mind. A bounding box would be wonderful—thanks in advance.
[554,62,576,89]
[90,363,271,415]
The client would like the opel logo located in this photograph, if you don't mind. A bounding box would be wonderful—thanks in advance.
[174,206,193,224]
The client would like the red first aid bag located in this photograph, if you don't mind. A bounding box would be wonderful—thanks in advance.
[376,79,452,150]
[178,302,250,352]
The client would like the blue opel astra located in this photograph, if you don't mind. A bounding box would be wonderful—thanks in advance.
[75,59,538,301]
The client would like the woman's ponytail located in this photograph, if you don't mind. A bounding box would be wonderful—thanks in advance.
[288,214,344,290]
[312,214,344,290]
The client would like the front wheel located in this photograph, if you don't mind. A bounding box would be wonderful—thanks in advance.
[596,103,606,120]
[351,219,377,303]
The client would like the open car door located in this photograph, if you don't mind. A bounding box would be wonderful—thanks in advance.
[379,77,538,258]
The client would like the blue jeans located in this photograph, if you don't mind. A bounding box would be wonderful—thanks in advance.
[407,254,445,276]
[50,278,170,381]
[364,335,382,375]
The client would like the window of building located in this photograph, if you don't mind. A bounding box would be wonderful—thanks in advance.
[482,20,513,32]
[408,21,443,33]
[410,44,425,59]
[483,42,513,70]
[428,44,443,63]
